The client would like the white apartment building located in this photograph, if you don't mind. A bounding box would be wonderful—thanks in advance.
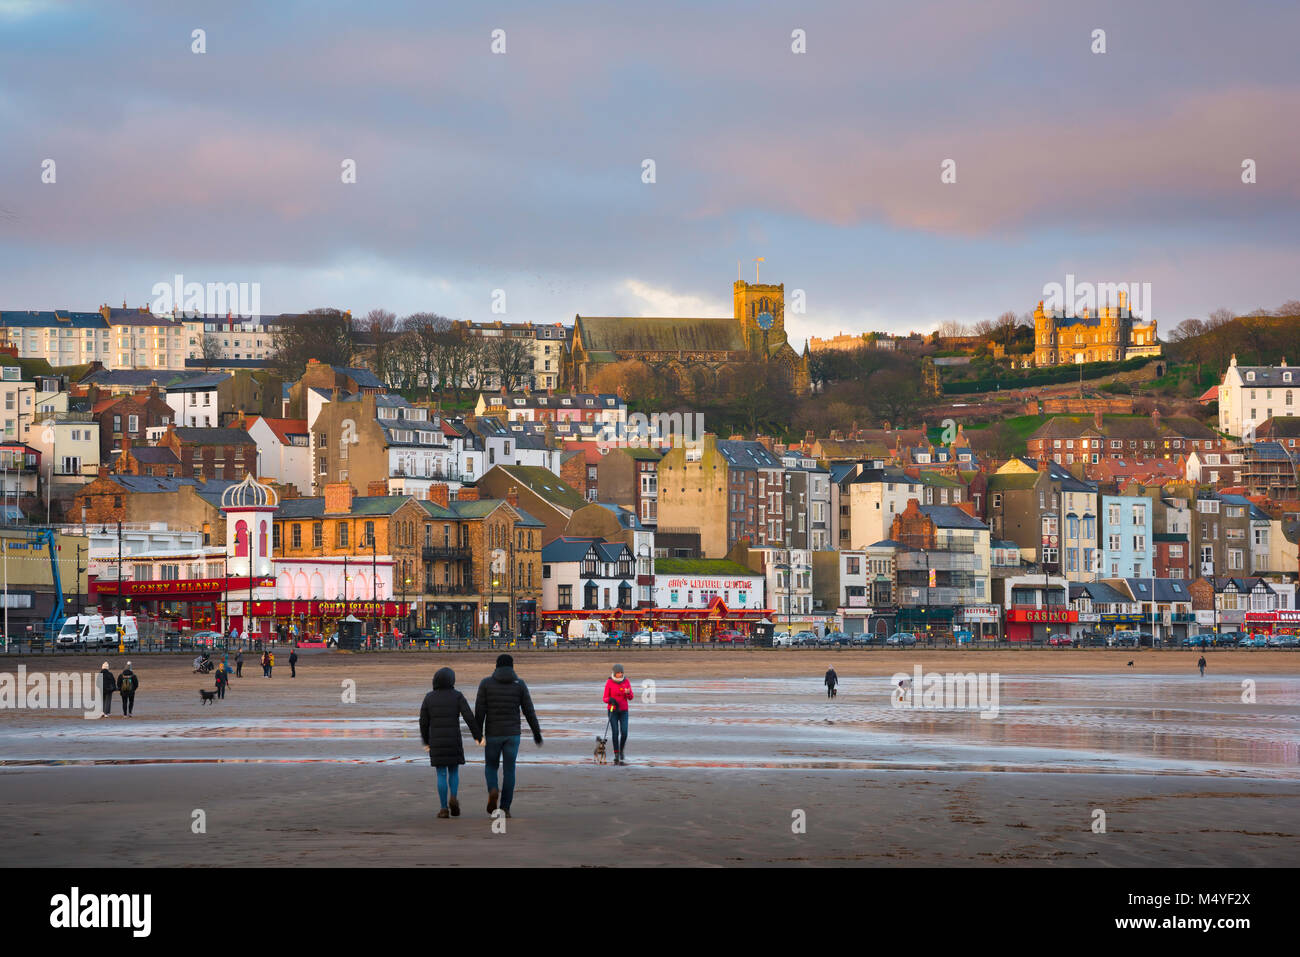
[1219,355,1299,440]
[0,365,34,444]
[0,311,112,366]
[845,468,922,549]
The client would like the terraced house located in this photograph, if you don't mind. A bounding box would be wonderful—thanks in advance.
[1027,411,1224,466]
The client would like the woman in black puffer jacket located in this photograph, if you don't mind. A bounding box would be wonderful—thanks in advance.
[419,667,481,819]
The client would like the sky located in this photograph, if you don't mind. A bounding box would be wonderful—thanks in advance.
[2,0,1298,345]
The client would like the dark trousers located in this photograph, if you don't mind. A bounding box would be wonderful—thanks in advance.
[102,691,114,715]
[121,691,135,715]
[236,662,243,677]
[483,735,521,810]
[290,662,296,677]
[608,709,629,755]
[827,685,836,697]
[216,681,226,699]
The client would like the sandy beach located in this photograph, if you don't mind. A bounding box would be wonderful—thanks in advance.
[2,649,1298,866]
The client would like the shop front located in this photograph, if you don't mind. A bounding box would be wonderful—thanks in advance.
[1244,610,1300,637]
[426,601,476,642]
[958,605,1001,640]
[895,606,955,640]
[92,576,276,635]
[1005,607,1078,642]
[245,599,411,641]
[541,597,775,640]
[1095,612,1145,637]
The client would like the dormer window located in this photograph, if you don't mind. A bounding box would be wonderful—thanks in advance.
[1247,371,1255,381]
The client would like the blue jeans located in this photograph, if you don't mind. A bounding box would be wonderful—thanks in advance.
[608,709,628,754]
[435,765,459,809]
[483,735,520,810]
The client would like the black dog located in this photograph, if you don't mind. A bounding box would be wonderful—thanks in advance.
[200,688,217,704]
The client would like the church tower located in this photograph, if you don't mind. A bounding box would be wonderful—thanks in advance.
[1033,300,1056,366]
[734,280,787,355]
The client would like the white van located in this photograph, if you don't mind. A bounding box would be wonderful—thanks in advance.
[567,620,607,644]
[55,615,107,650]
[103,616,139,649]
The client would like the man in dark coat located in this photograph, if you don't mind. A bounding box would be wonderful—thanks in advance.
[824,666,838,698]
[117,662,139,717]
[99,662,117,716]
[289,648,298,678]
[474,654,542,818]
[1197,655,1207,677]
[420,667,481,818]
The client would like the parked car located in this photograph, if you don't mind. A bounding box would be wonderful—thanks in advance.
[792,630,818,646]
[714,629,746,643]
[1047,634,1073,647]
[848,633,874,646]
[823,631,851,646]
[772,631,795,646]
[191,630,224,648]
[1267,634,1300,648]
[1110,632,1140,647]
[659,630,691,645]
[885,632,917,647]
[534,630,562,647]
[631,630,665,646]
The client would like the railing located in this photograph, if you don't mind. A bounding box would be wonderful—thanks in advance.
[423,545,472,561]
[429,583,475,595]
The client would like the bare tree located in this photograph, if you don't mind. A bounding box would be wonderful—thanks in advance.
[199,333,223,372]
[269,308,356,380]
[485,334,536,391]
[363,309,398,385]
[995,311,1022,350]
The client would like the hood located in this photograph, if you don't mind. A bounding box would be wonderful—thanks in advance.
[492,666,518,683]
[433,667,455,690]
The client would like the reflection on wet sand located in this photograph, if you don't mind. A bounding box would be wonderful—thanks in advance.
[1,676,1296,779]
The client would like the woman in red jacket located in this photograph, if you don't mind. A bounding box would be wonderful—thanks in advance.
[603,664,633,765]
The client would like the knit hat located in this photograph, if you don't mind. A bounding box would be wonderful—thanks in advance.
[496,653,513,667]
[612,663,624,676]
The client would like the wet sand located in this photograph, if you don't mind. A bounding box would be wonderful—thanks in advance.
[2,650,1298,866]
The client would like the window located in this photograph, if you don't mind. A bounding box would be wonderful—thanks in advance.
[364,521,375,547]
[558,584,572,610]
[128,414,138,433]
[312,523,323,548]
[292,524,302,549]
[337,523,349,548]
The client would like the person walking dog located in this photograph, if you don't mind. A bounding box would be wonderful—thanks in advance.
[825,665,839,698]
[603,664,633,764]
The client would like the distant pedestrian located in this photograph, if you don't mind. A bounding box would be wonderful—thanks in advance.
[289,649,298,678]
[99,662,116,716]
[420,667,481,819]
[268,651,275,677]
[474,654,543,818]
[1198,655,1207,677]
[603,664,633,764]
[261,651,270,677]
[117,662,138,717]
[229,626,239,648]
[215,662,228,699]
[824,665,838,699]
[241,628,249,649]
[235,650,244,678]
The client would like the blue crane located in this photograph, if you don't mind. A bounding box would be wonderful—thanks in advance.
[22,528,66,639]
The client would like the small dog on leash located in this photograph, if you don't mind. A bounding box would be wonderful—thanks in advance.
[1127,661,1134,667]
[594,736,607,764]
[200,689,217,705]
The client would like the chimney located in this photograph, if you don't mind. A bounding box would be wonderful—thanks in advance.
[457,486,479,502]
[1038,457,1050,473]
[324,482,355,513]
[427,483,450,508]
[367,480,388,497]
[506,485,519,508]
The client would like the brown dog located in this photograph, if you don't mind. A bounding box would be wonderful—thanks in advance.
[594,736,607,764]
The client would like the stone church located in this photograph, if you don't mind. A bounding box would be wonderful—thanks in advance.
[567,280,811,397]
